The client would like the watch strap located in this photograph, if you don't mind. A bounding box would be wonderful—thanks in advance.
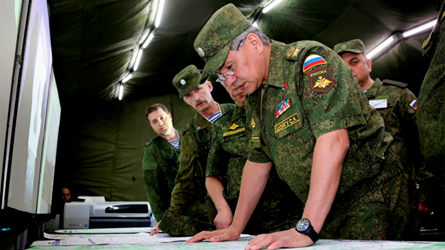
[304,223,319,243]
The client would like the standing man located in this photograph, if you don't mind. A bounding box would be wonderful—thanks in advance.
[417,0,445,229]
[157,65,235,236]
[206,75,302,234]
[142,103,180,225]
[333,39,428,218]
[189,4,416,249]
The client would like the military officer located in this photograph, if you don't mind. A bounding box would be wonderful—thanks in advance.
[416,0,445,229]
[143,103,180,226]
[334,39,427,222]
[156,65,235,236]
[188,4,416,249]
[206,74,301,234]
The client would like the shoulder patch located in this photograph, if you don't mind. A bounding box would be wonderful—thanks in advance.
[382,79,408,88]
[303,54,327,72]
[409,99,417,110]
[307,68,335,93]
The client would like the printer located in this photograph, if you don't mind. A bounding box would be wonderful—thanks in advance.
[63,201,152,229]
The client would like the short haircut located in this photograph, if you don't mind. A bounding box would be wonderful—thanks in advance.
[145,103,170,121]
[231,26,270,50]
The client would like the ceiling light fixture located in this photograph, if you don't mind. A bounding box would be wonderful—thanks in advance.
[142,32,154,49]
[402,19,436,38]
[262,0,284,14]
[133,50,143,71]
[155,0,165,28]
[122,73,133,83]
[118,84,124,100]
[366,36,394,59]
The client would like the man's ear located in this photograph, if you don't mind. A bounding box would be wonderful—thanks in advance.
[207,81,213,92]
[246,33,263,54]
[366,58,373,72]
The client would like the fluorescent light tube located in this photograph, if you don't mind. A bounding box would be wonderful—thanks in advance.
[402,20,436,38]
[155,0,165,28]
[122,73,133,83]
[142,32,154,49]
[133,50,143,71]
[118,84,124,100]
[263,0,284,13]
[367,36,394,59]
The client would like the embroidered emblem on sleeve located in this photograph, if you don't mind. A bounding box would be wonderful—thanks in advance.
[303,54,327,72]
[308,68,335,93]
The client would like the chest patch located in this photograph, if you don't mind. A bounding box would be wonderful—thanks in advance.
[223,128,245,137]
[274,113,300,134]
[307,68,335,93]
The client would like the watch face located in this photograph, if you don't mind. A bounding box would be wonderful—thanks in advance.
[296,218,310,232]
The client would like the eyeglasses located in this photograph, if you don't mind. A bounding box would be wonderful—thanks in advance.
[216,39,244,85]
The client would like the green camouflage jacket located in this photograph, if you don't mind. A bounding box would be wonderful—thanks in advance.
[142,133,181,221]
[207,106,301,234]
[168,103,235,216]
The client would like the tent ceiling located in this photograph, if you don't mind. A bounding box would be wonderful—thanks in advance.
[48,0,439,110]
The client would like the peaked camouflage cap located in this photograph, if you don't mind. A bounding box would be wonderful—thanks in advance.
[193,3,251,79]
[172,65,202,99]
[334,39,366,54]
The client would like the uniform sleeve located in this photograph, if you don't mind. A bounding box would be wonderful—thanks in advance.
[206,123,228,177]
[168,129,198,214]
[297,45,368,138]
[142,145,165,221]
[399,88,435,202]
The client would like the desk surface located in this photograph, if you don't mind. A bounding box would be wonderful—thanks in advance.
[27,237,445,250]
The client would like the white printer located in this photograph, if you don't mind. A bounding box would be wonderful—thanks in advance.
[63,201,152,229]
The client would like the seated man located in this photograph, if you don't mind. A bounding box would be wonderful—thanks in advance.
[206,74,302,234]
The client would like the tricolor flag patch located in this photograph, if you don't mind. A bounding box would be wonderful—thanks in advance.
[303,54,327,72]
[410,99,417,110]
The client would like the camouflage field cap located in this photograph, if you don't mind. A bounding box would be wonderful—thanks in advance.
[194,3,251,79]
[172,65,201,99]
[334,39,366,54]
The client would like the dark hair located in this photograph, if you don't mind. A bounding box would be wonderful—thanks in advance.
[145,103,170,121]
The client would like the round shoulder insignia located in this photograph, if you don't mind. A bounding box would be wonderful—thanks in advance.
[287,48,295,58]
[180,79,186,85]
[197,47,205,58]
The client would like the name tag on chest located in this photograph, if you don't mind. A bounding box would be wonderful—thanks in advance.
[369,99,387,109]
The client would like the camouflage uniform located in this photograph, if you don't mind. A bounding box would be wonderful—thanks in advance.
[365,79,431,202]
[142,133,181,221]
[160,103,235,236]
[192,4,416,240]
[417,0,445,219]
[207,106,302,235]
[418,0,445,174]
[244,40,416,240]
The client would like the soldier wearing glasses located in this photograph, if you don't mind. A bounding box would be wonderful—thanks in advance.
[189,4,417,249]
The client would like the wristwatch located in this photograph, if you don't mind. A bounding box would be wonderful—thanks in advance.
[295,218,319,243]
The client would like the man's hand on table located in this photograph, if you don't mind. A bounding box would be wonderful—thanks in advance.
[186,225,241,243]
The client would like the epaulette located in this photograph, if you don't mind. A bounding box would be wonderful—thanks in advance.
[285,40,327,61]
[382,79,408,88]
